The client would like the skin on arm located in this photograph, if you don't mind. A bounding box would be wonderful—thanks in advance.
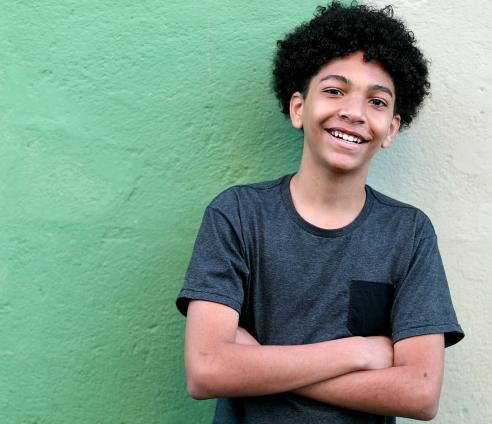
[293,333,445,421]
[184,300,393,399]
[236,327,444,420]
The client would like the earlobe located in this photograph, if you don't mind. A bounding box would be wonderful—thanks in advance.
[381,114,401,149]
[290,92,304,129]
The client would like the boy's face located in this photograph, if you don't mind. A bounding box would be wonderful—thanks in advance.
[290,51,401,176]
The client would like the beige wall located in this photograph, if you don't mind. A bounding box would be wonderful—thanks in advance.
[368,0,492,422]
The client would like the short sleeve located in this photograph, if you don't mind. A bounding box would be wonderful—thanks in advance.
[176,199,249,317]
[391,217,464,347]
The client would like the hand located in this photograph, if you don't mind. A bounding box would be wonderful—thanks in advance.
[235,327,260,346]
[363,336,394,370]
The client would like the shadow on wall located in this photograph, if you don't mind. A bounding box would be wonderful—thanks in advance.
[368,126,425,204]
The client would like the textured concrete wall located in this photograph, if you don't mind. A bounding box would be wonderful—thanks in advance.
[1,0,489,423]
[369,1,492,422]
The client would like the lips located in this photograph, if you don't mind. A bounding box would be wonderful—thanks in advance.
[325,128,369,144]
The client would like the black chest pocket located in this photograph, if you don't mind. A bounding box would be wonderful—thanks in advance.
[347,280,394,336]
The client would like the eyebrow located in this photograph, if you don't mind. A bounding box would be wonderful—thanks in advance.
[319,74,394,98]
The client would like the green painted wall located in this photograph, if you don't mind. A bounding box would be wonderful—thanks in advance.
[0,1,329,423]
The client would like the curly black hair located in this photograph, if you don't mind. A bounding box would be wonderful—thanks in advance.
[272,2,430,128]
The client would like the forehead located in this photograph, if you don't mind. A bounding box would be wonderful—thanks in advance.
[311,51,395,92]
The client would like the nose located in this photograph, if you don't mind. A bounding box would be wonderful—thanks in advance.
[337,96,366,124]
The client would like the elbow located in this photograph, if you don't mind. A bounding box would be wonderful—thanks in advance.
[412,403,438,421]
[408,384,441,421]
[186,375,214,400]
[187,378,212,400]
[185,357,219,400]
[416,391,439,421]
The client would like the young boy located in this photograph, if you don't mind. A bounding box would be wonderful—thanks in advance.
[176,3,464,422]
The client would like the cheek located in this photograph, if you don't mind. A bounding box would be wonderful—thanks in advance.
[306,107,328,130]
[372,116,394,138]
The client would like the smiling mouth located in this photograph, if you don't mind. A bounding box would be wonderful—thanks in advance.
[326,129,369,145]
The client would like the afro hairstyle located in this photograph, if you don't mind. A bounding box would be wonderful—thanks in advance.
[272,2,430,128]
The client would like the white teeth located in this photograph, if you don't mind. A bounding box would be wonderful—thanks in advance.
[328,129,362,144]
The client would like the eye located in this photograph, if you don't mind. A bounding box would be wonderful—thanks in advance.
[370,98,388,107]
[322,88,343,96]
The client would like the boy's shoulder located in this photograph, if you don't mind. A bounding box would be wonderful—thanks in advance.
[367,185,436,238]
[367,185,415,210]
[208,175,287,210]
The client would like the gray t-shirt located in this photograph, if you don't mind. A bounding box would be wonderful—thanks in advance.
[177,174,464,424]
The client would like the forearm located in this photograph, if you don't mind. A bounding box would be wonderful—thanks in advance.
[294,335,445,420]
[187,337,367,399]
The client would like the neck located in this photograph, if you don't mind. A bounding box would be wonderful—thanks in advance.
[290,161,369,230]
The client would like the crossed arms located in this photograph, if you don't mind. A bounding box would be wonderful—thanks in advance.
[185,300,445,421]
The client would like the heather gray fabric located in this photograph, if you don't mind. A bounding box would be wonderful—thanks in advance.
[176,174,464,424]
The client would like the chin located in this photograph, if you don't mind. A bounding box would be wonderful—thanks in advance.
[323,160,361,174]
[330,167,357,175]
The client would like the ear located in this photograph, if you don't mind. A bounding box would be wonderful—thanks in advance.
[289,92,304,129]
[381,114,401,149]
